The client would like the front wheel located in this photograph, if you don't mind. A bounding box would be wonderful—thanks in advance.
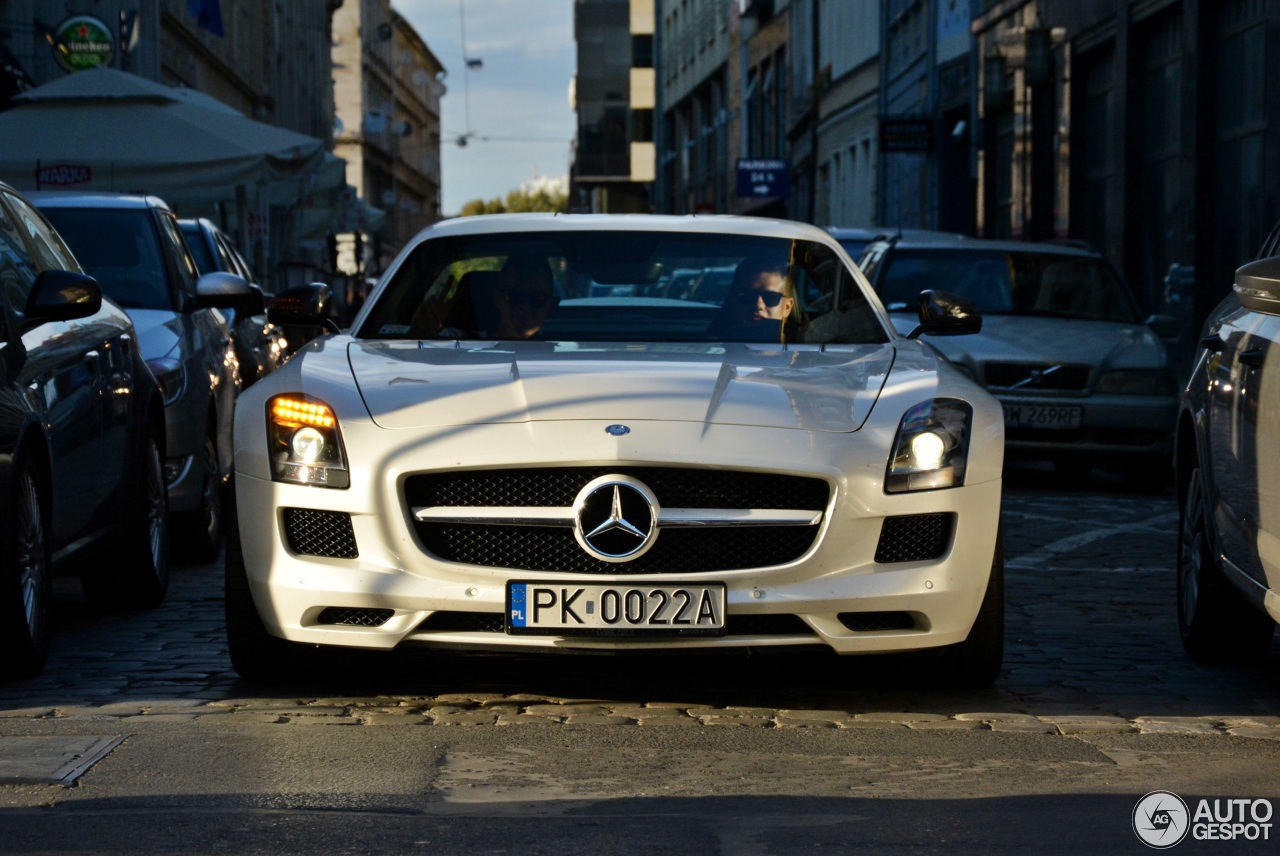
[935,531,1005,688]
[178,432,224,563]
[83,429,170,610]
[1177,465,1275,661]
[0,461,52,679]
[224,486,315,683]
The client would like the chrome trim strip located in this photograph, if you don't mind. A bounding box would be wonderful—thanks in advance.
[413,506,822,528]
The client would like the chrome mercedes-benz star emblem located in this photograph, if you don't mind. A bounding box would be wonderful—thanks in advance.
[573,475,659,562]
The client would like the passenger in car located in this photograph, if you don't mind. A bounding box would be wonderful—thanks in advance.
[491,253,559,339]
[711,258,798,342]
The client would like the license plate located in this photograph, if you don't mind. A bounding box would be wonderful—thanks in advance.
[1003,404,1082,430]
[506,581,727,637]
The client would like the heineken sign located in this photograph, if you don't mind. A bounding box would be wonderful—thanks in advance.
[51,16,115,72]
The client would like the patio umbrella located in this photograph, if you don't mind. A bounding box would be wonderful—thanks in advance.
[0,67,327,215]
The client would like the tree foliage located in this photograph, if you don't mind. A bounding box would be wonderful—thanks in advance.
[458,184,568,217]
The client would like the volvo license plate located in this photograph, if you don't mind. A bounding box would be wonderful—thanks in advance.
[506,581,727,636]
[1003,404,1082,430]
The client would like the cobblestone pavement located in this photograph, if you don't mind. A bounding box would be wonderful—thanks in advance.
[2,462,1278,738]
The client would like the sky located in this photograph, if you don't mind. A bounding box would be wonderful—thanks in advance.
[396,0,577,215]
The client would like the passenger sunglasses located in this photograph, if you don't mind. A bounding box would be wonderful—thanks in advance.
[742,290,787,308]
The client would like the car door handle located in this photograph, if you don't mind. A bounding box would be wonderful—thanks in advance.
[1200,334,1225,352]
[1239,348,1265,368]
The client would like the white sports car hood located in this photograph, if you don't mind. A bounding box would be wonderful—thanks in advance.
[348,341,895,433]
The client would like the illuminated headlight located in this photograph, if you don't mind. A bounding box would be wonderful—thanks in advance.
[267,395,349,488]
[146,358,186,406]
[1096,369,1174,395]
[885,398,973,493]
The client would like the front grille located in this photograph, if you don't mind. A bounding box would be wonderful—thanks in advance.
[317,607,393,627]
[422,524,818,574]
[838,611,916,632]
[283,508,358,558]
[406,467,829,510]
[415,611,812,637]
[725,614,813,636]
[874,513,954,563]
[419,611,506,633]
[407,467,829,574]
[983,362,1090,391]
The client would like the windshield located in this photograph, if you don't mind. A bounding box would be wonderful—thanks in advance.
[39,207,174,311]
[876,249,1140,323]
[357,230,889,345]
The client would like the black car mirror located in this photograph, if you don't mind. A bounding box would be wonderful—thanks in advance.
[268,282,340,332]
[1234,258,1280,314]
[908,289,982,338]
[23,269,102,329]
[194,271,258,311]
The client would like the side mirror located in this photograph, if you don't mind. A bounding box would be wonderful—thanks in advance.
[24,269,101,329]
[908,289,982,338]
[1144,313,1180,339]
[1234,258,1280,314]
[268,282,339,332]
[194,271,258,310]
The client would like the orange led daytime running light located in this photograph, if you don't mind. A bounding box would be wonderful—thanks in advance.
[272,398,335,428]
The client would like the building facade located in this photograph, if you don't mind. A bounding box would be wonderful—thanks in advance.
[813,1,880,229]
[571,0,656,213]
[331,0,444,275]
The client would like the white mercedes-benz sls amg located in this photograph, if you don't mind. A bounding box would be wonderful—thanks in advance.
[227,214,1006,686]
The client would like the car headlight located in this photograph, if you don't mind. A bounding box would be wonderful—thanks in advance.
[1095,369,1174,395]
[267,394,349,488]
[885,398,973,493]
[146,358,186,406]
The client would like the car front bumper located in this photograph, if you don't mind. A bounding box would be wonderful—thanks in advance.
[996,391,1176,459]
[233,419,1003,657]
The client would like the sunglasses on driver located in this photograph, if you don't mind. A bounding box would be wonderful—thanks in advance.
[741,290,788,308]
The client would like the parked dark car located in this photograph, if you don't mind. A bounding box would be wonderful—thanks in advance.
[0,182,169,679]
[1175,241,1280,662]
[858,233,1180,489]
[30,192,255,561]
[179,217,286,386]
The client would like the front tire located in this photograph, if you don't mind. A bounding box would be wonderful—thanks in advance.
[83,429,171,610]
[178,432,224,563]
[0,461,52,679]
[1177,465,1275,661]
[937,531,1005,688]
[224,485,314,682]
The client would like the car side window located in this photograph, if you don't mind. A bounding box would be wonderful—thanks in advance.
[6,193,79,275]
[798,243,888,345]
[157,210,199,299]
[0,196,39,314]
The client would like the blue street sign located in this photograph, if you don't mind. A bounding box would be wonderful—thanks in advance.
[736,158,789,198]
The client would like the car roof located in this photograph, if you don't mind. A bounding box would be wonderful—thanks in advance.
[420,213,835,242]
[23,190,171,211]
[867,233,1103,259]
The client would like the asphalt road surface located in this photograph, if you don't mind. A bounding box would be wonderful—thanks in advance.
[0,461,1277,854]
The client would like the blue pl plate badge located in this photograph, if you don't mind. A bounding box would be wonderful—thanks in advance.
[509,584,528,627]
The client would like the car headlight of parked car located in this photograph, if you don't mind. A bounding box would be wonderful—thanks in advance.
[1095,369,1174,395]
[886,398,973,493]
[267,394,349,488]
[146,357,187,407]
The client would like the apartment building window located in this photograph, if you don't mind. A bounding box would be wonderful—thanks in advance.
[1215,0,1268,275]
